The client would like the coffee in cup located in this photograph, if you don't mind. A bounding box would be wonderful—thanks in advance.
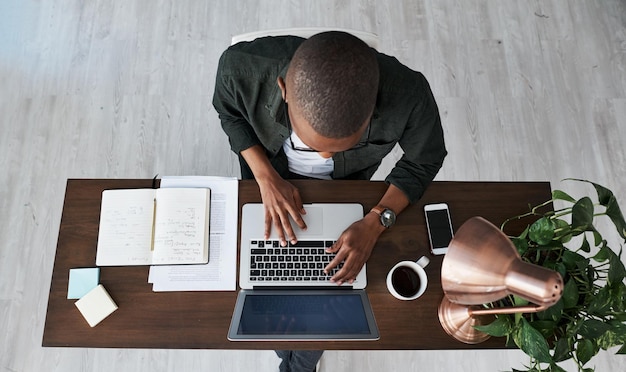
[386,256,430,300]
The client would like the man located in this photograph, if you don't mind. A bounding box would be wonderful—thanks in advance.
[213,31,446,372]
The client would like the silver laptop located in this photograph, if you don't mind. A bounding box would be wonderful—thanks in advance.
[239,203,367,289]
[229,203,379,341]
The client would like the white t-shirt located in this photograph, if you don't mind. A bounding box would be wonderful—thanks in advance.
[282,132,334,179]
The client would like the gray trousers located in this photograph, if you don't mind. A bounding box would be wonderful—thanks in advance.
[275,350,323,372]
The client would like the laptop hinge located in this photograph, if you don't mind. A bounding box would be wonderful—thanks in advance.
[252,285,354,290]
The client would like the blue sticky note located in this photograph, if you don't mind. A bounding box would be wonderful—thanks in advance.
[67,268,100,299]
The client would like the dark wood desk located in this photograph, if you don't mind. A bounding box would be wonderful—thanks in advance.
[43,179,551,350]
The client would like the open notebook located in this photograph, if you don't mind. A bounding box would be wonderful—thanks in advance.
[96,188,210,266]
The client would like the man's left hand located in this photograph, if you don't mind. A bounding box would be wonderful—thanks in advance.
[323,212,385,285]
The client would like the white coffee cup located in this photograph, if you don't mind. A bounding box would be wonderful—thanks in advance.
[386,256,430,300]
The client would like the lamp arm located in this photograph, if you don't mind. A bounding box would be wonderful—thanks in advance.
[470,304,549,316]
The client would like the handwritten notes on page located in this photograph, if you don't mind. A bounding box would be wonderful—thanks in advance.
[151,188,210,265]
[96,188,210,266]
[148,176,238,291]
[96,190,156,265]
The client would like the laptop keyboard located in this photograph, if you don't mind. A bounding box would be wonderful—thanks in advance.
[248,239,344,283]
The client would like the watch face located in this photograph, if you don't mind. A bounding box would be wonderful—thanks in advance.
[381,209,396,227]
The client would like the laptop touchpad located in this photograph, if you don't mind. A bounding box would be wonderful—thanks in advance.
[292,206,323,236]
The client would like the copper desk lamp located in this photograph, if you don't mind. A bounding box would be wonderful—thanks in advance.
[438,217,564,344]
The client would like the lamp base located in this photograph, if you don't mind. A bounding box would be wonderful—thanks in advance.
[438,297,494,344]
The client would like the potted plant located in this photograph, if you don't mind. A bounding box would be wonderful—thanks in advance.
[475,179,626,372]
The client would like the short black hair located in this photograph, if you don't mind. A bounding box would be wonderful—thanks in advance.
[287,31,379,138]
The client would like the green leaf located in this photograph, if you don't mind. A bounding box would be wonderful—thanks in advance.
[579,319,612,339]
[561,249,588,271]
[571,197,594,231]
[567,179,626,239]
[530,320,558,339]
[617,343,626,354]
[552,338,572,362]
[548,363,568,372]
[538,298,563,324]
[514,295,530,306]
[562,279,580,309]
[592,230,603,246]
[473,315,513,337]
[566,320,583,338]
[592,244,611,262]
[512,295,530,324]
[575,338,596,365]
[597,328,626,350]
[553,218,572,243]
[588,181,612,205]
[565,178,611,203]
[512,236,529,256]
[552,189,577,203]
[587,286,612,315]
[610,283,626,312]
[587,181,626,239]
[608,249,626,285]
[513,318,552,363]
[579,234,590,253]
[608,318,626,333]
[529,217,556,245]
[605,198,626,240]
[554,262,567,279]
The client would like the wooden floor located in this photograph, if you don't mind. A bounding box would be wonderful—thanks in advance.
[1,0,625,371]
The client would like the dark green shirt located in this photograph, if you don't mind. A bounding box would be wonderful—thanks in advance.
[212,36,447,203]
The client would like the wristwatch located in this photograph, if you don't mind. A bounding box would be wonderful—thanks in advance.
[370,205,396,228]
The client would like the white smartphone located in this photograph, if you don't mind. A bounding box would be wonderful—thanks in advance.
[424,203,454,255]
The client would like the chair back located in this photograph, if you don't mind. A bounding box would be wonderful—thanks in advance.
[231,27,379,49]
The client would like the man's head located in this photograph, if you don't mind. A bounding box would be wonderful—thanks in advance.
[278,31,379,154]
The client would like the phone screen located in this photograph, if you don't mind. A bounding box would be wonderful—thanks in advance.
[426,208,453,249]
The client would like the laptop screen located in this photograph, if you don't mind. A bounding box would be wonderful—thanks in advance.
[228,290,379,340]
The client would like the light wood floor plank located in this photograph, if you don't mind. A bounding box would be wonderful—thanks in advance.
[1,0,625,370]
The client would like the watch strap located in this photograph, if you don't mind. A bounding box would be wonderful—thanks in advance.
[370,205,396,228]
[370,205,386,216]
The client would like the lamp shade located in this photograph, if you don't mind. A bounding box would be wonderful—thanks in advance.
[441,216,563,308]
[438,217,563,344]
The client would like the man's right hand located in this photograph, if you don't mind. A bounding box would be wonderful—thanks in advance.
[240,145,307,246]
[256,173,307,246]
